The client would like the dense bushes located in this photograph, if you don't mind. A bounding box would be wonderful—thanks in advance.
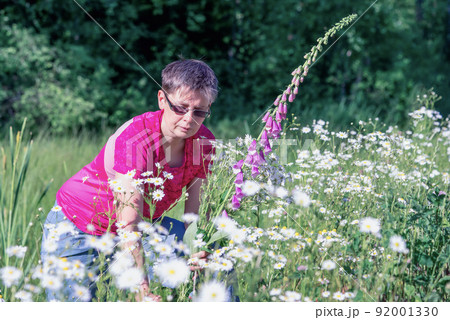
[0,0,449,134]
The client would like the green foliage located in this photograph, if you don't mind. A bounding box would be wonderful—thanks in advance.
[0,0,449,135]
[0,120,52,298]
[407,187,450,300]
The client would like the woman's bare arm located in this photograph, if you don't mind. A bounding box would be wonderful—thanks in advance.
[114,172,161,301]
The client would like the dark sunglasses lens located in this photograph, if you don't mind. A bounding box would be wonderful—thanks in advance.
[193,111,209,118]
[172,105,187,115]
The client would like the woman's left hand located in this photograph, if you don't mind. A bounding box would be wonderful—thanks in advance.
[189,250,210,271]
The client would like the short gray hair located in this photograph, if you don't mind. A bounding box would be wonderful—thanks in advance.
[162,59,218,104]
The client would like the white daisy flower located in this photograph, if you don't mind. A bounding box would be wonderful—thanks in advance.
[41,275,63,291]
[142,171,153,177]
[389,235,409,254]
[72,284,91,302]
[154,259,190,288]
[302,127,311,133]
[344,291,356,299]
[137,221,154,234]
[292,190,311,207]
[109,251,135,276]
[275,187,289,199]
[193,238,207,248]
[270,288,282,296]
[229,228,246,244]
[115,267,143,292]
[163,172,174,180]
[117,230,142,244]
[274,262,285,270]
[194,280,229,302]
[285,291,301,302]
[214,216,237,234]
[242,180,261,196]
[14,290,33,302]
[359,217,381,235]
[51,205,62,212]
[152,189,165,201]
[6,246,27,258]
[332,291,345,301]
[92,233,115,254]
[0,266,22,287]
[321,260,337,271]
[182,213,199,224]
[154,243,174,256]
[152,177,164,186]
[125,169,137,179]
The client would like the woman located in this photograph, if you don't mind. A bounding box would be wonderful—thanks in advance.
[40,59,217,301]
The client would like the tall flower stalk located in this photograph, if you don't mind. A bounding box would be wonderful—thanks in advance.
[200,14,358,230]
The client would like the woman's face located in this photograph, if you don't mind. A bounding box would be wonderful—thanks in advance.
[158,88,210,142]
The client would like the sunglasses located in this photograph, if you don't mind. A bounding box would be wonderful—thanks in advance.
[163,91,211,119]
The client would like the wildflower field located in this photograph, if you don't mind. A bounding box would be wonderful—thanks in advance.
[1,15,449,302]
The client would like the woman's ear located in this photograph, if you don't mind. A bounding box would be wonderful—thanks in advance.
[157,90,165,110]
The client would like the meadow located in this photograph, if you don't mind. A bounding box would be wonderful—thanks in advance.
[1,15,449,302]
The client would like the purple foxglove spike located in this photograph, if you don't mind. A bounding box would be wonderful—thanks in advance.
[269,128,278,141]
[264,142,272,154]
[276,111,282,123]
[272,120,281,134]
[281,92,287,102]
[234,171,243,185]
[282,103,288,114]
[231,195,241,210]
[248,139,257,155]
[235,186,244,200]
[265,116,273,131]
[294,86,298,95]
[251,165,260,178]
[303,67,308,76]
[274,95,280,106]
[259,149,266,163]
[291,76,296,84]
[286,86,291,94]
[261,129,269,145]
[262,111,270,123]
[221,210,229,218]
[244,153,253,165]
[232,159,244,174]
[289,93,295,103]
[272,131,280,139]
[295,78,300,86]
[254,150,266,166]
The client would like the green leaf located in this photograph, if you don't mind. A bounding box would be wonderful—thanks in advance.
[424,292,441,302]
[183,221,198,253]
[437,276,450,285]
[419,255,434,268]
[206,230,228,246]
[404,284,415,297]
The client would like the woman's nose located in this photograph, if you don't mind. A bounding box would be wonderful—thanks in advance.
[183,110,200,125]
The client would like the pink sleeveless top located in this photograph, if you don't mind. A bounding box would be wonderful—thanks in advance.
[56,110,215,235]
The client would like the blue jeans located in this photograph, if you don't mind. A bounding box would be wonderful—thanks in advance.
[40,201,238,301]
[40,201,186,301]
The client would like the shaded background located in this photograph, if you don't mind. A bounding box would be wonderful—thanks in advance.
[1,0,449,137]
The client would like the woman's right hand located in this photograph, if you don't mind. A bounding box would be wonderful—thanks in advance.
[136,281,161,302]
